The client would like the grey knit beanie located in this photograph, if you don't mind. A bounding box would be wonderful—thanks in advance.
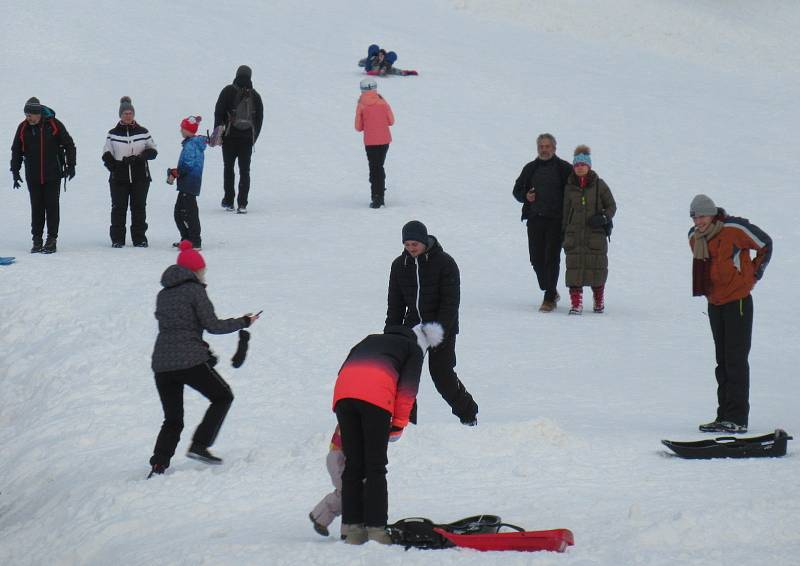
[690,194,718,217]
[24,97,42,115]
[119,96,135,117]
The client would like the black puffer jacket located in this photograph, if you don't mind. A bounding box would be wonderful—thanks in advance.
[151,265,248,372]
[512,155,573,221]
[10,108,76,184]
[386,236,460,337]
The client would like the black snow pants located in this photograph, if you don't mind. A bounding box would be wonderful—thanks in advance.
[365,144,389,202]
[174,191,201,248]
[527,215,563,301]
[708,295,753,427]
[335,398,391,527]
[150,363,234,467]
[28,179,61,240]
[110,179,149,244]
[428,335,478,423]
[222,137,253,208]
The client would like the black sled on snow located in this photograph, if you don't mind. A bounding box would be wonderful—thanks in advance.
[386,515,574,553]
[662,429,792,459]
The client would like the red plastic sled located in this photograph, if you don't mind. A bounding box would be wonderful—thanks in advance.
[434,527,574,553]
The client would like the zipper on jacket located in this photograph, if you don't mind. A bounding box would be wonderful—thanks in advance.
[39,123,45,184]
[127,125,133,183]
[414,256,422,323]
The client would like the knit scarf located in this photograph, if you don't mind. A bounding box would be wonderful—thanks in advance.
[692,221,723,296]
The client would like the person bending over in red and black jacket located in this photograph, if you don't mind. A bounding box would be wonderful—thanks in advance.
[332,322,442,546]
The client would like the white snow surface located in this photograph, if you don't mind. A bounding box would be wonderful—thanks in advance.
[1,1,799,565]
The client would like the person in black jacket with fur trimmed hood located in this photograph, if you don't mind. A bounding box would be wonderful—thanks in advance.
[385,220,479,425]
[102,97,158,247]
[10,97,76,254]
[148,241,260,478]
[512,133,573,312]
[213,65,264,213]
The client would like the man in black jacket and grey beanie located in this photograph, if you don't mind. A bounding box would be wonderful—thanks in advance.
[385,220,479,425]
[512,133,573,312]
[213,65,264,213]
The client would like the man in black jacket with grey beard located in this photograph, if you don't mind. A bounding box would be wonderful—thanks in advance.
[213,65,264,213]
[512,133,573,312]
[386,220,479,425]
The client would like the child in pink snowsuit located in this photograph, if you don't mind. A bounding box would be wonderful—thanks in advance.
[309,425,346,537]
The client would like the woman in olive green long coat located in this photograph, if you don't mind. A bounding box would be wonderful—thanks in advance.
[562,145,616,314]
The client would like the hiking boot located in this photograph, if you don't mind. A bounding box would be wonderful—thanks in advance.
[236,207,247,214]
[186,442,223,465]
[221,199,235,211]
[718,421,748,434]
[31,238,43,253]
[133,241,149,248]
[369,199,382,209]
[309,513,329,537]
[147,463,166,478]
[41,237,57,254]
[344,524,367,545]
[698,420,725,433]
[539,299,556,313]
[111,242,125,248]
[366,526,392,545]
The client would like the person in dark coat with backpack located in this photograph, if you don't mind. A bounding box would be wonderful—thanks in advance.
[10,97,76,254]
[148,241,260,478]
[333,323,442,545]
[101,97,158,248]
[512,133,573,312]
[213,65,264,213]
[386,221,479,425]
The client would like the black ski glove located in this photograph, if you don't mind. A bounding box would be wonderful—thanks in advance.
[65,165,76,180]
[12,171,22,189]
[588,213,608,228]
[231,329,251,368]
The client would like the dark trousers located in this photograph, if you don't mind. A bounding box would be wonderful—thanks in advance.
[110,180,149,244]
[708,295,753,426]
[150,363,234,467]
[28,179,61,240]
[174,192,201,247]
[222,137,253,208]
[365,144,389,201]
[428,335,478,422]
[335,398,391,527]
[527,215,562,300]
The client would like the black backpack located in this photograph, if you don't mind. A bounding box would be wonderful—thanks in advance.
[229,87,255,131]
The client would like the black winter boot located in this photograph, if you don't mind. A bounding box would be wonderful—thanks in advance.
[147,464,166,478]
[42,237,57,254]
[187,442,223,465]
[31,238,43,253]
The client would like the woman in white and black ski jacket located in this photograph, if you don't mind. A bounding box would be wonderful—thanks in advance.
[101,97,157,247]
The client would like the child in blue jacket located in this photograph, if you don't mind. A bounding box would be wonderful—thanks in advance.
[168,115,207,249]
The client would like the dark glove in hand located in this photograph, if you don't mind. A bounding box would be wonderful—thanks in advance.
[12,171,22,189]
[65,165,75,180]
[207,350,218,367]
[588,213,608,228]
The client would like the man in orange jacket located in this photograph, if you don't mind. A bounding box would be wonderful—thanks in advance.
[689,194,772,434]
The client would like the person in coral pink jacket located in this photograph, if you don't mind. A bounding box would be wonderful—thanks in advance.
[332,323,442,545]
[354,77,395,208]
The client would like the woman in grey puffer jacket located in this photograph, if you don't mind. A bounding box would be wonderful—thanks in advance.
[148,240,259,477]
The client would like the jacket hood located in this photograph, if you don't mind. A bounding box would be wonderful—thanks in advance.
[358,91,384,106]
[160,264,201,289]
[403,235,442,263]
[383,325,417,342]
[182,135,208,151]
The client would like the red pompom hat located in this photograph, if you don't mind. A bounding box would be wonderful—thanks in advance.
[180,115,201,134]
[176,240,205,271]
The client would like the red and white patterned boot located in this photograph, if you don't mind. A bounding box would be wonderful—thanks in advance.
[568,288,583,315]
[592,286,605,313]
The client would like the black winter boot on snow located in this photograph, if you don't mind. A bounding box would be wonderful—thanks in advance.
[31,238,43,253]
[41,237,57,254]
[187,442,223,465]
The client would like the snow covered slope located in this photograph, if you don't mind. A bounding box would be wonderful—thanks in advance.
[1,1,798,564]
